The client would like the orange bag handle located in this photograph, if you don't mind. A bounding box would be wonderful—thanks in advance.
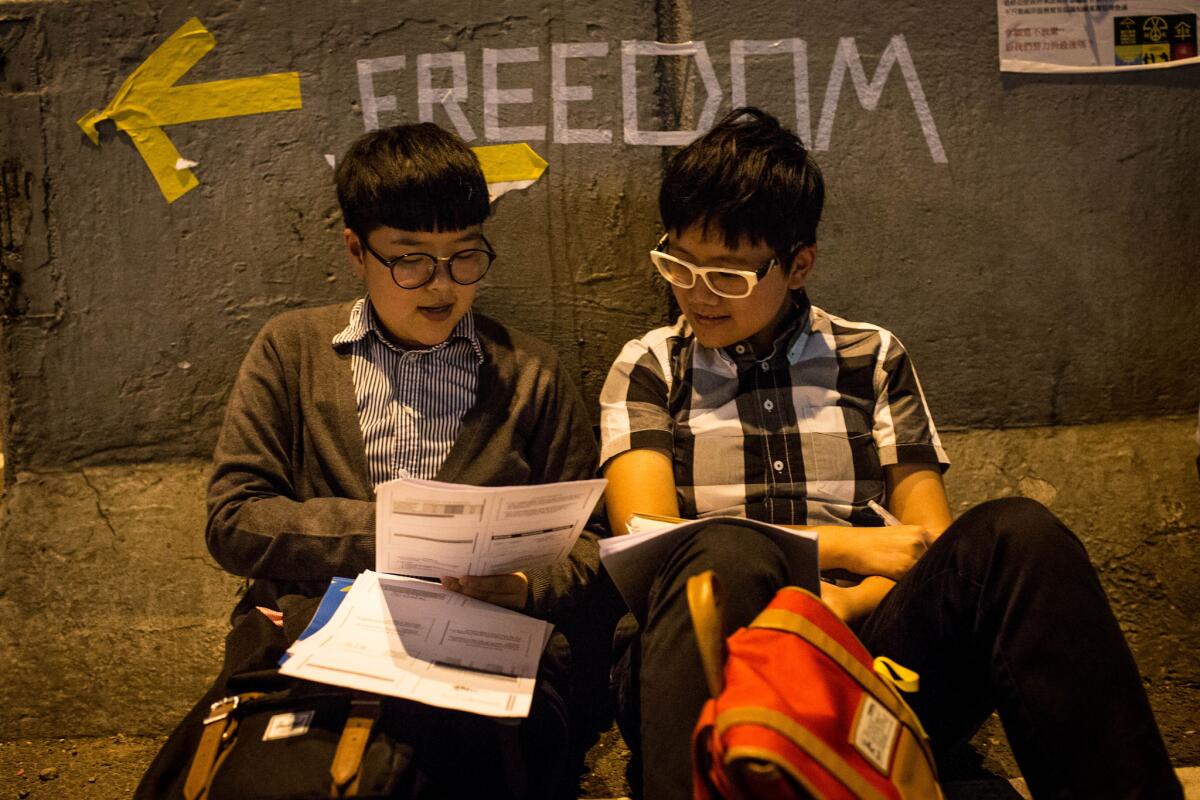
[687,570,727,697]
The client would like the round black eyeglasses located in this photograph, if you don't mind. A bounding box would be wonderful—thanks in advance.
[357,232,496,290]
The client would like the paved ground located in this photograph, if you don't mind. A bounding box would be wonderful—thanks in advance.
[3,728,1197,799]
[1,736,165,799]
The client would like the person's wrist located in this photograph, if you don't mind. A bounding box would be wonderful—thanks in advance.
[817,526,851,572]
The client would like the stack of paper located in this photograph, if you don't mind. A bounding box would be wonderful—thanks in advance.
[280,571,553,718]
[375,477,607,577]
[278,477,606,719]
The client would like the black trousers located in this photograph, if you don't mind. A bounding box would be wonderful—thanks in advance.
[612,498,1181,800]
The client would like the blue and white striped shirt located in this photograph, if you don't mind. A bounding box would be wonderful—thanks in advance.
[332,298,483,488]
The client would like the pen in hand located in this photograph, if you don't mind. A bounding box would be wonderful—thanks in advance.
[867,498,901,526]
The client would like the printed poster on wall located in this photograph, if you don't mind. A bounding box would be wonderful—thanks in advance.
[998,1,1200,72]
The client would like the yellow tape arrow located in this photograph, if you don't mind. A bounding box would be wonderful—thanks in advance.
[472,143,548,201]
[77,17,302,203]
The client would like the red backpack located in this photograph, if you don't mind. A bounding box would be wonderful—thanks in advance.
[687,571,943,800]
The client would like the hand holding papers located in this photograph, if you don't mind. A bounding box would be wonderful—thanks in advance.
[282,478,605,719]
[599,514,820,621]
[375,477,607,578]
[280,572,553,718]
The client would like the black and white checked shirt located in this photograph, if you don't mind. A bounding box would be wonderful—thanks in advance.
[599,294,949,527]
[333,298,483,487]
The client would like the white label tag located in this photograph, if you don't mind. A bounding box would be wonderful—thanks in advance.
[262,710,314,741]
[852,695,900,775]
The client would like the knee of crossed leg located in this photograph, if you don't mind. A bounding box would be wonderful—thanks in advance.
[963,496,1089,568]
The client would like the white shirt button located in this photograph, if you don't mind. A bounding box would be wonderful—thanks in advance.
[772,460,784,472]
[763,399,774,411]
[735,345,746,354]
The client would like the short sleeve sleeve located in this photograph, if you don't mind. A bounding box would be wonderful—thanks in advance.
[872,334,950,471]
[598,336,675,469]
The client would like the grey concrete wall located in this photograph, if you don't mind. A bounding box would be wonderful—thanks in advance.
[0,0,1197,771]
[0,0,1197,471]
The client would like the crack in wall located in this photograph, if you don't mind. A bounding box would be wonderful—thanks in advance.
[128,621,211,634]
[78,469,119,551]
[178,554,227,573]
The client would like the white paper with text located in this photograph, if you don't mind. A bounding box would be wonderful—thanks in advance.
[280,572,553,718]
[998,1,1200,72]
[375,477,606,577]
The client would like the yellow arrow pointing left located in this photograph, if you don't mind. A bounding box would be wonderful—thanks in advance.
[78,18,302,203]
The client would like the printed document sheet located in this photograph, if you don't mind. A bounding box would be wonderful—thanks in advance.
[375,477,607,577]
[280,571,553,718]
[600,515,820,620]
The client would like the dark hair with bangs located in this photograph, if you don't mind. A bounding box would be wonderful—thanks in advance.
[335,123,490,236]
[660,107,824,263]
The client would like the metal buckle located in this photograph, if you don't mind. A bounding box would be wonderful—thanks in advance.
[204,695,240,725]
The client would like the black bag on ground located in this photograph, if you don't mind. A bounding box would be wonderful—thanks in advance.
[136,601,563,799]
[177,670,419,799]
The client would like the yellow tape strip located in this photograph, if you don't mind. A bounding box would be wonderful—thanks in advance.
[126,126,198,203]
[472,143,548,185]
[77,17,302,203]
[77,18,215,144]
[149,76,302,126]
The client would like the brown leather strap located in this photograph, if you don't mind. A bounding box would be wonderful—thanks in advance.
[751,606,932,753]
[687,570,727,697]
[183,694,255,800]
[330,693,382,796]
[718,707,888,800]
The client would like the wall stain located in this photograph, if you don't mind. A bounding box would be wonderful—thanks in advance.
[442,16,532,48]
[0,160,30,319]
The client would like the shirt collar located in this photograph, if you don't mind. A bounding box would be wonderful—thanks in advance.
[332,297,484,363]
[717,290,813,370]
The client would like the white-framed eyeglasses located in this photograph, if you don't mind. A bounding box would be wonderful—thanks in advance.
[648,234,779,299]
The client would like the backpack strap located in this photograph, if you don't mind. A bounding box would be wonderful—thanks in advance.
[686,570,727,697]
[751,607,934,756]
[874,656,920,693]
[716,707,888,800]
[183,693,264,800]
[330,693,382,797]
